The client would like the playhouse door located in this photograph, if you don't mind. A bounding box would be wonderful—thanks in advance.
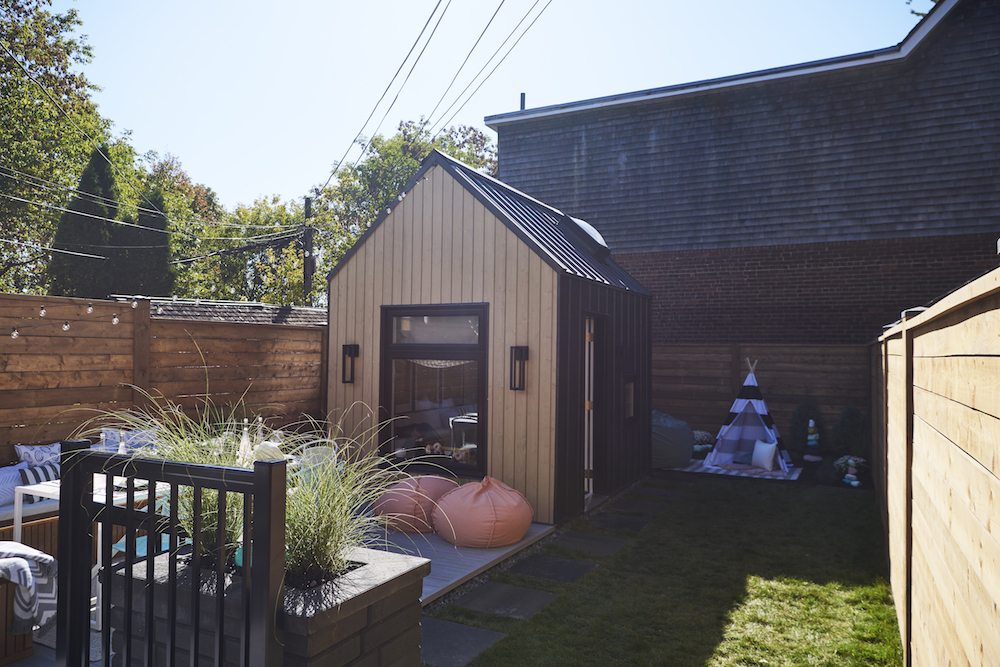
[584,317,596,499]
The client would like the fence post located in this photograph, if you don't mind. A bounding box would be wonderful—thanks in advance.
[55,443,92,667]
[132,299,151,412]
[251,459,286,666]
[900,310,919,667]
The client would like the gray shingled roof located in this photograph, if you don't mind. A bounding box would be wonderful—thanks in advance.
[113,296,327,326]
[486,0,1000,256]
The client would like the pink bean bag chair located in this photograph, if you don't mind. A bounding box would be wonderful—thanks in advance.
[432,476,534,548]
[374,475,459,533]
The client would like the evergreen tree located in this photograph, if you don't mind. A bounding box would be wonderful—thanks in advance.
[47,145,118,297]
[111,189,175,295]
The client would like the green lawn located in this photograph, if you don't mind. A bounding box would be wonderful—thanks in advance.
[426,473,902,667]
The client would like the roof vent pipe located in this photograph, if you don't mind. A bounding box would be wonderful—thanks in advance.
[520,92,525,110]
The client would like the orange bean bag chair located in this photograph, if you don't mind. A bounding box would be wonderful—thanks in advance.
[374,475,459,533]
[432,476,533,548]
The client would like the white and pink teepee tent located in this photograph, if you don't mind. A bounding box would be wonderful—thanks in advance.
[704,359,789,473]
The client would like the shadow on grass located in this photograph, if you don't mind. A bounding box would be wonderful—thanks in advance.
[428,473,900,667]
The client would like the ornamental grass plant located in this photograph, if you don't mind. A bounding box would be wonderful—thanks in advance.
[78,397,401,586]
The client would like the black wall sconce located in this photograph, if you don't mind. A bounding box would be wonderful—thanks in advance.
[510,345,528,390]
[342,344,359,384]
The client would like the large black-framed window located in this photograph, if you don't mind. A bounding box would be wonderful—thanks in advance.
[380,303,488,475]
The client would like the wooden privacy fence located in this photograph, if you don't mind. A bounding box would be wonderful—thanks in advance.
[652,343,871,438]
[874,266,1000,666]
[0,293,326,456]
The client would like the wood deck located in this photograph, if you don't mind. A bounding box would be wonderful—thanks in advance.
[375,522,556,604]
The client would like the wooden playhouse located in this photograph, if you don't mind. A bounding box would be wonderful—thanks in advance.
[325,150,651,524]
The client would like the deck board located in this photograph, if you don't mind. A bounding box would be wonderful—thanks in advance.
[375,522,556,604]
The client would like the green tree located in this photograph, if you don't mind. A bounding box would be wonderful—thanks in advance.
[0,0,111,293]
[907,0,940,17]
[310,118,497,289]
[110,188,175,296]
[47,144,118,297]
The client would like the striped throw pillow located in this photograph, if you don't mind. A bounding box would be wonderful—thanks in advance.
[19,463,60,503]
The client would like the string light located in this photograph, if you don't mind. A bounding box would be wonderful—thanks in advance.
[38,306,46,317]
[156,306,163,315]
[62,321,70,331]
[10,328,18,339]
[87,303,94,313]
[131,299,138,309]
[111,314,119,325]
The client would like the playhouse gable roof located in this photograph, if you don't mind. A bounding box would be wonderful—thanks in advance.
[329,150,650,295]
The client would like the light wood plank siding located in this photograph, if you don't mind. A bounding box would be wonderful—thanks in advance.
[875,267,1000,665]
[327,164,560,523]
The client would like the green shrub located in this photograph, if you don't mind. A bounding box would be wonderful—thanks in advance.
[832,405,869,458]
[788,395,823,453]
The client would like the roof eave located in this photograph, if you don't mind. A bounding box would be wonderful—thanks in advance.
[485,0,959,129]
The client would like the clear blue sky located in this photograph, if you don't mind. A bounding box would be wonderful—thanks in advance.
[51,0,936,209]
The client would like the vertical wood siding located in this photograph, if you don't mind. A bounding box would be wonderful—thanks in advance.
[554,277,652,522]
[875,268,1000,666]
[327,165,560,523]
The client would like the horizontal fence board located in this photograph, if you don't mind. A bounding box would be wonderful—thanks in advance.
[150,351,321,368]
[914,356,1000,420]
[150,336,321,355]
[0,354,133,374]
[0,335,133,355]
[911,291,1000,358]
[0,294,327,454]
[652,343,870,434]
[0,385,131,410]
[150,363,321,384]
[152,319,323,342]
[0,369,132,392]
[914,387,1000,481]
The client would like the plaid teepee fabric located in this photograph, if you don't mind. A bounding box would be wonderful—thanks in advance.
[704,371,789,473]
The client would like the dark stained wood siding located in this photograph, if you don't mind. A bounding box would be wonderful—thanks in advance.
[554,275,651,523]
[494,0,1000,256]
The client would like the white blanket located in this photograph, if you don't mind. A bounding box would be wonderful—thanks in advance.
[0,542,57,634]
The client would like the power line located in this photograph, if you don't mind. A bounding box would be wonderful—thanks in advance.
[0,192,300,243]
[319,0,444,192]
[0,237,106,260]
[352,0,454,169]
[433,0,553,139]
[0,162,301,233]
[172,230,303,265]
[426,0,506,127]
[0,38,173,229]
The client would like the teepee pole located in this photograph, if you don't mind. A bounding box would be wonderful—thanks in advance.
[746,358,758,375]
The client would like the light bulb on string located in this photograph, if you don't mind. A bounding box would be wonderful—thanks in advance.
[131,299,138,309]
[62,321,70,331]
[87,303,94,314]
[156,306,163,315]
[39,306,46,317]
[11,328,18,339]
[111,314,119,325]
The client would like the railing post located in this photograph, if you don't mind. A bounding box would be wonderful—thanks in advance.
[251,459,286,666]
[55,443,92,667]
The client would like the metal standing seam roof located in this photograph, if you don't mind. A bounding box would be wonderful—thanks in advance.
[435,153,651,296]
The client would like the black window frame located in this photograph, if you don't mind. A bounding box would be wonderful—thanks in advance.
[379,303,489,476]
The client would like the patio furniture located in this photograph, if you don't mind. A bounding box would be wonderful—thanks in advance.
[433,477,533,548]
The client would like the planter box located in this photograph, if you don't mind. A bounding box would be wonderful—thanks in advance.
[109,547,430,667]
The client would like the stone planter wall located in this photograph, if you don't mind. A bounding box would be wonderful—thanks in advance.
[110,546,430,667]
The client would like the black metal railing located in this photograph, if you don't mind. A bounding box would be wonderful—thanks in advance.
[55,443,285,667]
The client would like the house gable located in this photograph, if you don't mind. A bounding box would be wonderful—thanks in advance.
[488,0,999,256]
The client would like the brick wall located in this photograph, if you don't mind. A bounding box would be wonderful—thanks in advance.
[617,233,998,344]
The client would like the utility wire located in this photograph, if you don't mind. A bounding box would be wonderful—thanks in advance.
[0,38,179,232]
[319,0,443,192]
[352,0,454,169]
[431,0,552,142]
[172,231,303,265]
[1,237,106,260]
[0,192,299,243]
[426,0,506,127]
[0,163,301,233]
